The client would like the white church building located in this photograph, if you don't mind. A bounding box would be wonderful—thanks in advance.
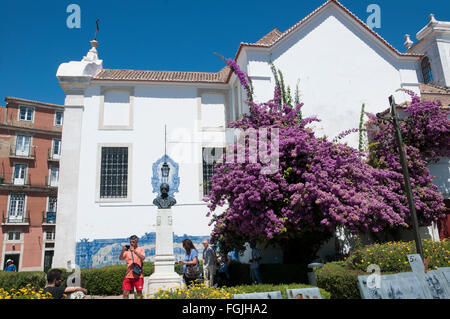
[52,0,450,269]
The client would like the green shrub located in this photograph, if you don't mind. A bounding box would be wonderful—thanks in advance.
[0,271,47,291]
[0,263,157,296]
[316,262,364,299]
[346,239,450,272]
[228,261,308,286]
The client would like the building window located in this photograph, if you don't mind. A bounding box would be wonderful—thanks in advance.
[52,139,61,160]
[48,196,57,212]
[15,135,31,157]
[13,164,27,185]
[421,57,433,84]
[7,231,21,241]
[45,230,55,241]
[49,166,59,187]
[8,194,26,222]
[55,111,63,126]
[100,147,128,199]
[19,107,34,122]
[202,147,224,196]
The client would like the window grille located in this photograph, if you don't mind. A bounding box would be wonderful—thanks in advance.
[202,148,224,196]
[100,147,128,198]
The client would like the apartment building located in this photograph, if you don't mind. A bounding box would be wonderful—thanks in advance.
[0,97,63,272]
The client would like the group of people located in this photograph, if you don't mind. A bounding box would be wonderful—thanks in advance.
[119,236,263,298]
[4,235,263,299]
[179,238,232,288]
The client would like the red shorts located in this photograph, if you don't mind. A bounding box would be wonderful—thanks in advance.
[122,277,144,291]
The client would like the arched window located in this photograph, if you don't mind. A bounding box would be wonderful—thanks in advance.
[421,57,433,84]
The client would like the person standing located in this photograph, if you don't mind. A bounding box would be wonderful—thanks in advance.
[249,241,262,284]
[119,235,146,299]
[216,253,231,287]
[202,240,217,287]
[178,238,200,286]
[4,259,17,272]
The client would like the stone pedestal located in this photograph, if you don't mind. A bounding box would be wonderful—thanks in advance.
[145,209,183,296]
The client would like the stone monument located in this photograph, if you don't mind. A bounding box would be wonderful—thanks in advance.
[144,183,183,296]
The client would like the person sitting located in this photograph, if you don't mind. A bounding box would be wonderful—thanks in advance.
[43,269,87,299]
[4,259,17,272]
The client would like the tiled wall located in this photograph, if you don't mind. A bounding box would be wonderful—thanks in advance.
[76,232,210,269]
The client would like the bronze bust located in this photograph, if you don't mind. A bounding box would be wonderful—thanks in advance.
[153,183,176,209]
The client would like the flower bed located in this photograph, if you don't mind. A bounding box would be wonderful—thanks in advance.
[150,282,330,299]
[346,239,450,272]
[0,284,53,299]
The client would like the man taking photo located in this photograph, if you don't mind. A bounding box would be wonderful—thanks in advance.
[119,235,146,299]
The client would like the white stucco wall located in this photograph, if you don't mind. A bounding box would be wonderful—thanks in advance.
[54,2,449,268]
[72,84,228,241]
[242,5,421,148]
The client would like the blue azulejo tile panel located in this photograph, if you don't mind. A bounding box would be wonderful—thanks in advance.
[75,233,210,269]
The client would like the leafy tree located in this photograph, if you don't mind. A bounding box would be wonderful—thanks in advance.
[205,59,447,263]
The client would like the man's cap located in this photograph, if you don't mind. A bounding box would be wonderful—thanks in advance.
[6,259,13,263]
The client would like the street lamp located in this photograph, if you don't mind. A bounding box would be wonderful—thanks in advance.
[161,124,170,184]
[377,96,424,260]
[161,162,170,184]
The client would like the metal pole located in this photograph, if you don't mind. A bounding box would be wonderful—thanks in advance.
[389,96,424,259]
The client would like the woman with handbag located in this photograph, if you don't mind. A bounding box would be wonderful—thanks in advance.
[178,238,200,286]
[119,235,146,299]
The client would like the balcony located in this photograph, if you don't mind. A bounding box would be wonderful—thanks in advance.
[42,211,56,225]
[0,172,58,193]
[48,149,60,163]
[9,145,36,161]
[2,210,30,225]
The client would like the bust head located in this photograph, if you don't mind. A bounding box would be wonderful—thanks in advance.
[160,183,170,197]
[153,183,176,209]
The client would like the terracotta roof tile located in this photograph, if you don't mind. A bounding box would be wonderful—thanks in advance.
[238,0,423,58]
[94,67,231,84]
[419,83,450,94]
[94,1,422,85]
[4,97,64,109]
[255,28,282,45]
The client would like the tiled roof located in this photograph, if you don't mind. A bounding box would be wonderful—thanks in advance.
[4,97,64,109]
[420,83,450,95]
[94,66,231,84]
[93,0,423,85]
[255,28,282,45]
[235,0,423,58]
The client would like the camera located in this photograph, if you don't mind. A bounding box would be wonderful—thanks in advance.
[125,245,130,250]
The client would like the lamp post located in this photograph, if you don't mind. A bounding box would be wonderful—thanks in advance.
[161,162,170,184]
[378,96,424,260]
[161,125,170,184]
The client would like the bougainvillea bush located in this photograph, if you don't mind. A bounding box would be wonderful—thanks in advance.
[205,58,449,259]
[366,92,449,228]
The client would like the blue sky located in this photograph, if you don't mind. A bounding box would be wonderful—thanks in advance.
[0,0,448,105]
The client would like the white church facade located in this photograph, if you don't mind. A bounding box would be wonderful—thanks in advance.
[52,0,450,269]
